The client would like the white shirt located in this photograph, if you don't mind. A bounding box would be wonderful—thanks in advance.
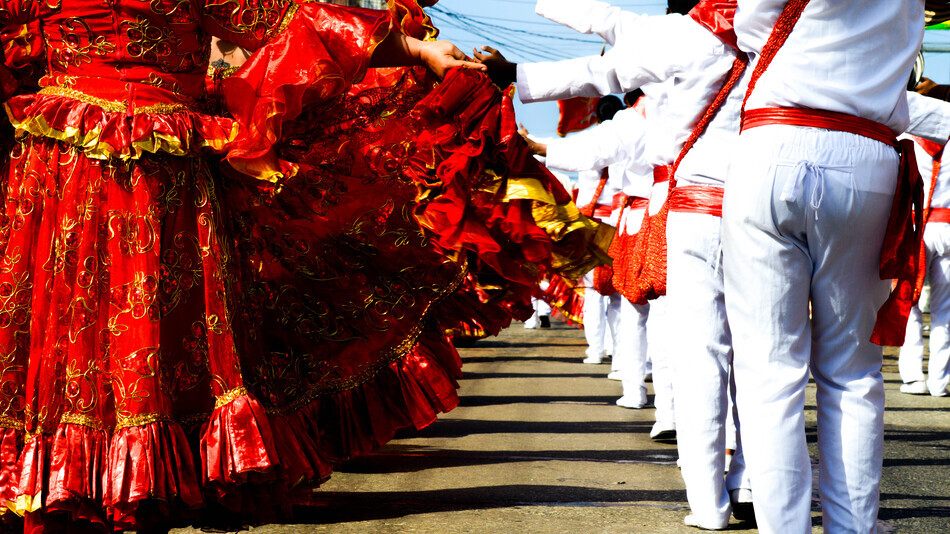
[534,0,627,45]
[574,168,621,209]
[735,0,925,133]
[515,5,738,187]
[906,91,950,145]
[545,107,652,197]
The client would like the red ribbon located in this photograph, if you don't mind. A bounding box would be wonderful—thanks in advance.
[688,0,738,50]
[668,185,724,218]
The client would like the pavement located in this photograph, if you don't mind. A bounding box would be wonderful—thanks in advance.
[176,321,950,534]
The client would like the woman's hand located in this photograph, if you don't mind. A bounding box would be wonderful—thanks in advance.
[415,39,486,78]
[372,32,484,78]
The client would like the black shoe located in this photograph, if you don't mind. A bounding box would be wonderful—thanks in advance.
[539,315,551,328]
[730,489,755,522]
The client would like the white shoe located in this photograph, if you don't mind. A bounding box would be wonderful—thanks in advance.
[607,370,623,381]
[583,354,605,364]
[650,422,676,441]
[900,381,928,395]
[932,387,948,397]
[683,515,728,530]
[616,394,646,409]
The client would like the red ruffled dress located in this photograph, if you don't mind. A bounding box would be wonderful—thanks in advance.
[0,0,612,531]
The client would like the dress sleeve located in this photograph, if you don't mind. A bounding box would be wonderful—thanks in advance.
[515,13,724,103]
[215,1,392,183]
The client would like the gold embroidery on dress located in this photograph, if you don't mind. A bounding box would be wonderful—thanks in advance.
[204,0,289,39]
[115,412,166,430]
[38,86,194,115]
[52,18,117,70]
[122,17,187,71]
[215,386,248,408]
[60,412,105,430]
[0,415,24,430]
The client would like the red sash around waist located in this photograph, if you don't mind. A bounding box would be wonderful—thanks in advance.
[668,185,724,218]
[612,192,626,211]
[627,196,650,210]
[653,165,672,184]
[930,207,950,224]
[742,106,922,347]
[742,107,897,148]
[588,204,614,219]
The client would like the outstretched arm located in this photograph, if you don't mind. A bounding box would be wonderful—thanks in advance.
[476,12,725,102]
[372,32,486,78]
[535,0,637,46]
[545,108,648,173]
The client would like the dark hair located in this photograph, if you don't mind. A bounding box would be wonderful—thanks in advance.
[624,89,645,108]
[667,0,700,15]
[597,95,624,123]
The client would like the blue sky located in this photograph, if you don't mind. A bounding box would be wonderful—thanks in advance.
[428,1,950,139]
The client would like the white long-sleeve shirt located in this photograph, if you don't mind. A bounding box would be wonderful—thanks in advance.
[735,0,924,133]
[545,107,653,198]
[906,91,950,145]
[534,0,626,45]
[520,2,743,188]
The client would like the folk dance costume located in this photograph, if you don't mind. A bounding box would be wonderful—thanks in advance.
[0,1,611,530]
[507,1,755,527]
[899,92,950,397]
[723,1,924,531]
[545,133,625,366]
[545,104,656,405]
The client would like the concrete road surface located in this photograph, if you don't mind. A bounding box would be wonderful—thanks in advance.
[177,321,950,533]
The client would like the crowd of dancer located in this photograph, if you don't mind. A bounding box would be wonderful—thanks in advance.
[484,0,949,531]
[0,0,944,532]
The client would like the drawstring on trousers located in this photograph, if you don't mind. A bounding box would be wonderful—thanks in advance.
[781,161,826,220]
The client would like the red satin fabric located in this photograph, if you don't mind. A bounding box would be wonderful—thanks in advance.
[742,107,898,148]
[668,185,725,218]
[556,97,599,137]
[688,0,739,50]
[223,3,392,182]
[0,2,612,531]
[930,207,950,224]
[742,107,923,346]
[628,197,650,210]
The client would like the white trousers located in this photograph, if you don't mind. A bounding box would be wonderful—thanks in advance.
[646,296,675,428]
[615,206,650,393]
[668,211,749,524]
[582,273,621,358]
[618,297,650,395]
[899,223,950,394]
[723,126,896,533]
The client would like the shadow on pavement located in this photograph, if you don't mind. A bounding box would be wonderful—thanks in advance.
[397,419,653,438]
[463,355,587,364]
[338,447,677,474]
[298,485,690,524]
[459,395,621,407]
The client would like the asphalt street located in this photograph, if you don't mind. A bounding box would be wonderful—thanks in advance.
[177,320,950,533]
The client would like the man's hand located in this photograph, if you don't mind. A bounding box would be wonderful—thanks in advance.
[519,124,547,157]
[474,46,517,88]
[416,40,487,78]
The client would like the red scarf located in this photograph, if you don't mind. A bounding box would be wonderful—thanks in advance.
[689,0,738,50]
